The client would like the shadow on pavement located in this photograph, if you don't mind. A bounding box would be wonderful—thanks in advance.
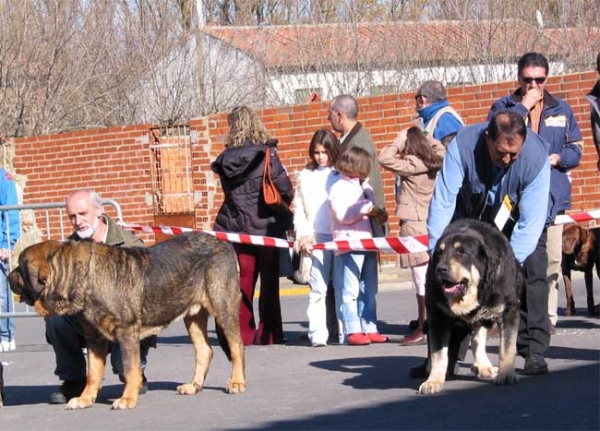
[255,360,599,430]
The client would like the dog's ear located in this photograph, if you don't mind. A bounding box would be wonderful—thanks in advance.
[37,260,50,285]
[579,228,593,251]
[562,225,581,254]
[480,237,504,294]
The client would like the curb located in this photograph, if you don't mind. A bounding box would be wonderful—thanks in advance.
[275,265,414,297]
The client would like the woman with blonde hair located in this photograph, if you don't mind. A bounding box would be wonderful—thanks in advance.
[211,106,294,345]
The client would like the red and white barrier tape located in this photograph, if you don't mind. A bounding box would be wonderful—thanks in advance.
[117,221,428,254]
[119,208,599,254]
[554,210,600,225]
[313,235,428,254]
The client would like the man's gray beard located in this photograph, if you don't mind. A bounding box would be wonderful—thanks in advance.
[75,228,94,239]
[75,218,99,239]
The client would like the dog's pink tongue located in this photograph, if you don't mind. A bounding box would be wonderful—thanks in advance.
[444,284,462,294]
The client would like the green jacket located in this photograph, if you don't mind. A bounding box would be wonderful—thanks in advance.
[68,215,144,248]
[341,122,386,209]
[68,214,154,347]
[342,122,389,236]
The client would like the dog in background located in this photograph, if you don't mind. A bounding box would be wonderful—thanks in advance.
[9,231,246,410]
[561,224,600,316]
[419,219,523,395]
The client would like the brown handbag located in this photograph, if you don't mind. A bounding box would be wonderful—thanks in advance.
[262,148,290,213]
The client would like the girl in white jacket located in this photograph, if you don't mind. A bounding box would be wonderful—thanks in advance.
[293,129,341,346]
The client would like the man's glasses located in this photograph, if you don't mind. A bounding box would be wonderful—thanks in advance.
[414,94,426,101]
[520,76,547,84]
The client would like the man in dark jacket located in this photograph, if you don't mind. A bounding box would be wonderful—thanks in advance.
[46,189,153,404]
[487,52,583,334]
[587,52,600,171]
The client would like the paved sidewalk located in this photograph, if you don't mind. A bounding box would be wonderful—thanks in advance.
[1,272,597,430]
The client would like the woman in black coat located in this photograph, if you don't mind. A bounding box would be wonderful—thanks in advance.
[211,106,294,345]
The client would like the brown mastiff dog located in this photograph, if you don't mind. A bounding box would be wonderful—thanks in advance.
[9,231,246,410]
[561,224,600,316]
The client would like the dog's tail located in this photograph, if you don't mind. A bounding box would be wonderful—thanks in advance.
[215,320,233,361]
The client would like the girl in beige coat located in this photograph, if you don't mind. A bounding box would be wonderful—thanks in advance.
[378,127,445,345]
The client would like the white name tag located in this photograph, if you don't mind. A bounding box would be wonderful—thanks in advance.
[544,115,567,127]
[494,195,513,231]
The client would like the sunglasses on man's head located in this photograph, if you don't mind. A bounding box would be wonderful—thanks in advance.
[520,76,547,84]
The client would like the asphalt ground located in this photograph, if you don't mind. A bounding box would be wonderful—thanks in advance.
[0,268,598,431]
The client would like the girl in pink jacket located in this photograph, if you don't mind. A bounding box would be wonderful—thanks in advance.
[329,146,388,346]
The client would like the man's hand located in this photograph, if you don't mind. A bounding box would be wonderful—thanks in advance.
[0,248,11,261]
[521,88,543,110]
[391,129,408,152]
[548,153,561,167]
[369,207,389,224]
[295,236,314,255]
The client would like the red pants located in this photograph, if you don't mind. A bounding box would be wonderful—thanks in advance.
[234,243,284,346]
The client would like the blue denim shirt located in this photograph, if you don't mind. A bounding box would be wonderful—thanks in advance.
[0,168,20,250]
[427,122,550,264]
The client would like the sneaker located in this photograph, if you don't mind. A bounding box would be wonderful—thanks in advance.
[399,328,426,346]
[409,359,429,379]
[366,332,389,343]
[347,333,371,346]
[0,340,15,352]
[523,355,549,376]
[311,342,327,348]
[49,379,87,404]
[139,374,148,395]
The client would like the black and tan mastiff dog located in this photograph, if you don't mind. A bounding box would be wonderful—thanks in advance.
[9,231,246,410]
[419,219,523,394]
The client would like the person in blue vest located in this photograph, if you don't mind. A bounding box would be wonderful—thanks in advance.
[487,52,583,334]
[414,80,464,146]
[411,111,553,378]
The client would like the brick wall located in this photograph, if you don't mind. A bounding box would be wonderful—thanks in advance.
[12,71,600,251]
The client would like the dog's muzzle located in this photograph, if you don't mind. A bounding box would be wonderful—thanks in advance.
[437,264,468,296]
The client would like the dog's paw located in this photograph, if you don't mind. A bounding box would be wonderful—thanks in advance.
[177,383,201,395]
[471,364,498,379]
[65,396,95,410]
[111,396,137,410]
[418,379,444,394]
[226,379,246,394]
[495,371,519,385]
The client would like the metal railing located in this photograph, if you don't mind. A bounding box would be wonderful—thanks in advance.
[0,199,122,318]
